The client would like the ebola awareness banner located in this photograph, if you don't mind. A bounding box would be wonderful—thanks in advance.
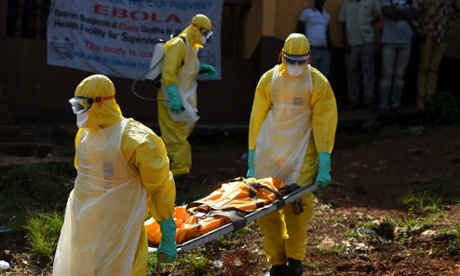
[47,0,223,80]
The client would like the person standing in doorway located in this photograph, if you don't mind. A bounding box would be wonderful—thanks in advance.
[298,0,333,77]
[339,0,381,110]
[416,0,460,109]
[378,0,420,116]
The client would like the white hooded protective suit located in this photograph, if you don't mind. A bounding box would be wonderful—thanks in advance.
[53,74,176,276]
[248,33,338,265]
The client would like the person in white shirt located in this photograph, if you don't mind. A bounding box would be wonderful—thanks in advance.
[298,0,332,77]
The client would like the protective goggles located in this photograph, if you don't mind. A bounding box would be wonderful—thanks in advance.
[69,95,115,114]
[189,22,213,39]
[283,52,310,65]
[200,28,213,39]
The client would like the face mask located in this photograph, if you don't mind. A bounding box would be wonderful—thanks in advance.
[200,35,207,45]
[287,64,304,76]
[76,112,89,128]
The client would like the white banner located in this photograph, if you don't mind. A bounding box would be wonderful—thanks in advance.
[47,0,223,80]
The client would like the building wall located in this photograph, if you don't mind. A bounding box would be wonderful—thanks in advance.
[239,0,460,110]
[242,0,460,59]
[0,38,258,124]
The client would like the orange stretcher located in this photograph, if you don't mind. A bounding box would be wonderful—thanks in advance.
[147,177,317,260]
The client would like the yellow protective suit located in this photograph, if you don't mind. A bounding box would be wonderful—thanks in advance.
[157,14,212,176]
[248,34,338,265]
[53,75,176,276]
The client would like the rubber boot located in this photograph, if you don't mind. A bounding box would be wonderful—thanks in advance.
[266,264,288,276]
[287,258,303,276]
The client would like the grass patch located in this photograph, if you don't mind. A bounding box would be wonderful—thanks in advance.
[24,211,63,260]
[453,222,460,239]
[183,252,209,275]
[400,193,441,215]
[0,162,73,259]
[428,91,460,126]
[217,222,259,248]
[306,262,321,271]
[146,249,214,276]
[0,162,74,231]
[392,184,460,254]
[411,176,460,205]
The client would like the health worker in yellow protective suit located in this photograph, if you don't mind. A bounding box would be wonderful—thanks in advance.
[247,33,338,276]
[53,74,177,276]
[157,14,217,179]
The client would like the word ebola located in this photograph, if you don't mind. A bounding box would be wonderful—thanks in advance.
[94,5,181,23]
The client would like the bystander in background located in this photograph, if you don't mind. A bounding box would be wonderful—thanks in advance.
[339,0,381,110]
[378,0,420,117]
[416,0,460,109]
[298,0,332,77]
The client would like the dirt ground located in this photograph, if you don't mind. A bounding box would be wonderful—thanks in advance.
[1,124,460,275]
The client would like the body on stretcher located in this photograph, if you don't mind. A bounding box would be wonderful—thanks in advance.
[147,177,317,259]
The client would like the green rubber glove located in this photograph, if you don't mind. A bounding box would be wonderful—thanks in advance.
[316,152,332,189]
[199,64,217,79]
[157,218,177,263]
[165,84,182,113]
[246,149,255,178]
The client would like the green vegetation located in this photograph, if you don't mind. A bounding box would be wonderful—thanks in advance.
[400,193,441,215]
[1,108,459,274]
[306,262,321,271]
[428,90,460,126]
[0,162,73,260]
[410,176,460,205]
[0,162,74,231]
[24,211,63,260]
[336,175,460,260]
[0,161,259,274]
[146,248,216,276]
[217,222,259,248]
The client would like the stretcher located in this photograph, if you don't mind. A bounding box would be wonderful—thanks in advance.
[148,182,317,260]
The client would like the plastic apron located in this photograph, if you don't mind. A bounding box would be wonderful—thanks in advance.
[161,39,200,131]
[53,118,147,276]
[254,65,313,185]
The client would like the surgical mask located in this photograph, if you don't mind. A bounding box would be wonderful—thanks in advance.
[76,112,89,128]
[286,64,304,76]
[199,28,212,45]
[200,35,207,45]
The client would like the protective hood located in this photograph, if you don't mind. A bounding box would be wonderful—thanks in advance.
[279,33,311,74]
[180,14,212,48]
[74,74,123,129]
